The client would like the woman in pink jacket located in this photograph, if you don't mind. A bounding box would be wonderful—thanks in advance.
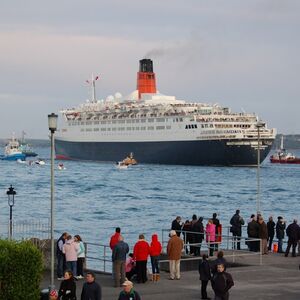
[62,235,79,276]
[206,219,216,256]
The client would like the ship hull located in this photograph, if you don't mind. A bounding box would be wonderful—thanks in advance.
[55,139,273,166]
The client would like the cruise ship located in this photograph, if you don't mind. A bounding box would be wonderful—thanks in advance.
[55,59,276,166]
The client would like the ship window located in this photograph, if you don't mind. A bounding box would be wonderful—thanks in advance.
[180,118,183,122]
[86,128,92,132]
[185,125,188,129]
[195,124,198,129]
[81,122,85,125]
[141,119,146,123]
[156,126,165,130]
[101,128,106,131]
[132,127,135,130]
[126,120,132,124]
[148,119,154,123]
[135,119,140,123]
[107,128,111,131]
[156,118,165,122]
[136,127,140,130]
[101,121,106,124]
[94,128,99,131]
[86,121,92,125]
[141,126,146,130]
[119,127,125,131]
[112,120,117,124]
[148,126,154,130]
[94,121,99,125]
[112,128,116,131]
[166,126,171,129]
[127,127,131,130]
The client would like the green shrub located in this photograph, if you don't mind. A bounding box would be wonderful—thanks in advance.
[0,239,43,300]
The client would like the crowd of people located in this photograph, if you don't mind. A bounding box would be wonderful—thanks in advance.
[50,210,300,299]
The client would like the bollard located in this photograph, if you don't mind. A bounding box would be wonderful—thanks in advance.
[273,243,278,253]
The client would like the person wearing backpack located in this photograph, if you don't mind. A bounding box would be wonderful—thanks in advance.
[211,263,234,300]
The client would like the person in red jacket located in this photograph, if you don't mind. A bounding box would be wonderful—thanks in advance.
[110,227,121,250]
[149,233,162,282]
[133,234,150,283]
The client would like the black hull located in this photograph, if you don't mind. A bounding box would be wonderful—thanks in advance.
[55,139,273,166]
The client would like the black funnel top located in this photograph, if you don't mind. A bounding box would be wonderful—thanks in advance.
[139,59,153,73]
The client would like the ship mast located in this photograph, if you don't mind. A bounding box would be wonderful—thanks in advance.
[86,74,100,103]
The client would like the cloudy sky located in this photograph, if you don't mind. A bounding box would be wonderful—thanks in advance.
[0,0,299,139]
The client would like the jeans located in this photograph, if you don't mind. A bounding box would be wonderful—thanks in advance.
[278,238,284,253]
[151,256,160,274]
[66,261,77,276]
[57,254,65,278]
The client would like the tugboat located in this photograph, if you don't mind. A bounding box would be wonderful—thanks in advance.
[0,135,26,161]
[270,136,300,164]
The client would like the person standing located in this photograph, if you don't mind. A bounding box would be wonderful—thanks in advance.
[171,216,182,237]
[193,217,204,256]
[212,213,221,251]
[206,219,216,257]
[182,220,192,254]
[118,280,141,300]
[230,210,245,250]
[190,214,198,255]
[258,216,268,254]
[133,234,150,283]
[167,230,184,280]
[267,216,276,251]
[58,270,76,300]
[211,264,234,300]
[110,227,121,251]
[211,251,227,276]
[57,232,68,280]
[198,254,211,300]
[81,272,102,300]
[149,233,162,281]
[74,234,85,279]
[276,216,286,253]
[63,235,79,277]
[285,219,300,257]
[112,235,129,287]
[247,215,259,252]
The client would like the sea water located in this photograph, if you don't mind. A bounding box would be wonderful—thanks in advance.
[0,146,300,248]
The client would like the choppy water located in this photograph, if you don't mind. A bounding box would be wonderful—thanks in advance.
[1,146,300,248]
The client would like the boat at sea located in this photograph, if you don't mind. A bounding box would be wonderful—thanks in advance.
[0,136,26,161]
[19,131,38,157]
[270,136,300,164]
[55,59,276,166]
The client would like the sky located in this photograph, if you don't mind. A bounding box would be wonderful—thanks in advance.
[0,0,299,139]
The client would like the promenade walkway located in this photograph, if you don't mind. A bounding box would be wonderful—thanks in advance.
[41,252,300,300]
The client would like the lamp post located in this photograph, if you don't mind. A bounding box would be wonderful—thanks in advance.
[255,121,265,215]
[6,185,16,240]
[48,113,58,292]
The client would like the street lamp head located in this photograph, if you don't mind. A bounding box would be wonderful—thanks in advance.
[48,113,58,133]
[255,121,265,129]
[6,185,16,207]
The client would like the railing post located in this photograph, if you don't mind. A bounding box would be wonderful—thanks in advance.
[104,245,106,273]
[162,229,165,252]
[260,239,262,266]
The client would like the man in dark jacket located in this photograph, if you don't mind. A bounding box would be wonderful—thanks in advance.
[212,263,234,300]
[276,216,286,253]
[171,216,182,237]
[193,217,204,256]
[56,232,68,279]
[285,219,300,257]
[198,254,211,300]
[247,215,259,252]
[112,236,129,287]
[118,280,141,300]
[81,272,102,300]
[230,210,245,250]
[267,216,276,251]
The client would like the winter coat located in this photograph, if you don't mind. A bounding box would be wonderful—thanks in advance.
[81,281,102,300]
[212,271,234,298]
[212,217,220,234]
[77,241,85,258]
[63,239,79,262]
[286,222,300,242]
[258,222,268,239]
[58,278,76,300]
[211,257,227,275]
[118,289,141,300]
[230,213,245,236]
[110,232,120,250]
[171,219,182,236]
[149,234,162,257]
[167,235,184,260]
[247,220,259,238]
[198,259,211,281]
[133,239,150,261]
[276,221,286,239]
[206,223,216,243]
[192,220,204,242]
[112,240,129,262]
[267,221,275,238]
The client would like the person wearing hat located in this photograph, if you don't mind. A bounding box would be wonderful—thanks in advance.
[118,280,141,300]
[167,230,184,280]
